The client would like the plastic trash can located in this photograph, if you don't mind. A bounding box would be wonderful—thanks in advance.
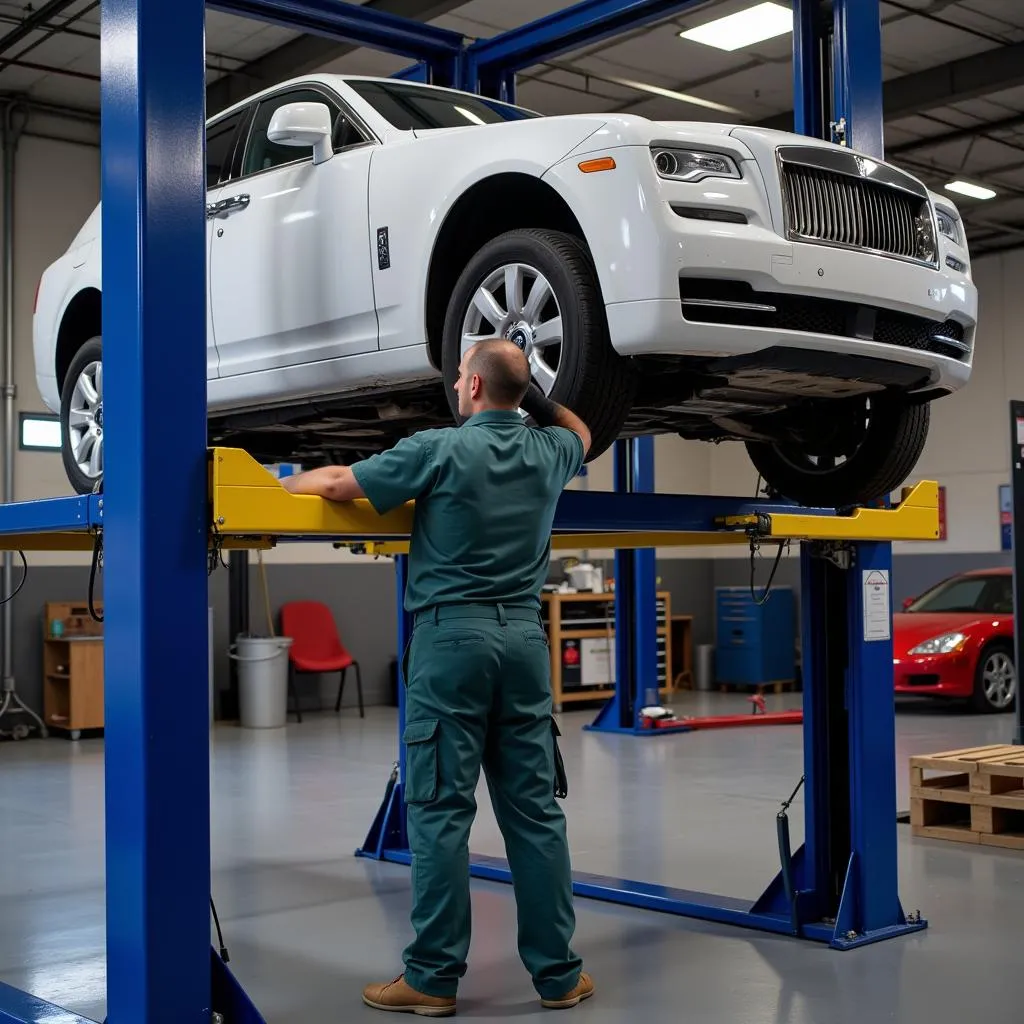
[695,644,715,691]
[229,635,293,729]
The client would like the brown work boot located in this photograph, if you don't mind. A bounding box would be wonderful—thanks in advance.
[362,975,456,1017]
[541,972,594,1010]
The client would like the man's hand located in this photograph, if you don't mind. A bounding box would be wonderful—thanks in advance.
[281,466,365,503]
[520,383,591,458]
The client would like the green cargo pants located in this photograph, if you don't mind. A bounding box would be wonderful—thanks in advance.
[400,602,581,1000]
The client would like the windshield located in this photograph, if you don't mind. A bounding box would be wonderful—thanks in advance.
[906,574,1013,615]
[347,79,541,131]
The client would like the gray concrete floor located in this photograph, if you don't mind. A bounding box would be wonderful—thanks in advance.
[1,692,1023,1022]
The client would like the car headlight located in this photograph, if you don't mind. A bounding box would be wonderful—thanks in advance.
[915,202,938,263]
[908,632,967,655]
[935,209,962,246]
[651,147,741,183]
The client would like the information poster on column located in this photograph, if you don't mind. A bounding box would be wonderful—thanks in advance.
[862,569,891,642]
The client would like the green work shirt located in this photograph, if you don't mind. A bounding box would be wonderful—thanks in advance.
[350,410,585,612]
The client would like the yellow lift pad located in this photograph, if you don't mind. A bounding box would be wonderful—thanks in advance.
[209,447,941,552]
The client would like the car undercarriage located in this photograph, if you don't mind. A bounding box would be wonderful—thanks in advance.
[208,341,946,474]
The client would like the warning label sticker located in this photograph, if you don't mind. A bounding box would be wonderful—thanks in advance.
[862,569,891,642]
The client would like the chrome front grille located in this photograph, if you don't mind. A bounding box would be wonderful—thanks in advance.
[777,146,936,266]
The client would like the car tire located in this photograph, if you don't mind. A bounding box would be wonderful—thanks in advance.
[60,337,104,495]
[440,228,635,460]
[971,642,1017,714]
[745,398,930,508]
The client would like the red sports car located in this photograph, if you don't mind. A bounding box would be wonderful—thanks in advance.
[893,568,1017,713]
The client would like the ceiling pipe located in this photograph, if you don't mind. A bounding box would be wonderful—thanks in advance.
[0,98,45,738]
[0,0,83,59]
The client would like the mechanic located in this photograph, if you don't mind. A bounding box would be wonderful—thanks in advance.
[282,339,595,1016]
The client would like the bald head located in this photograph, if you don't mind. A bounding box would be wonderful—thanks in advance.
[464,341,532,408]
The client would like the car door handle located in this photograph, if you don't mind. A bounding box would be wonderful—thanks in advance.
[220,193,250,213]
[206,194,250,218]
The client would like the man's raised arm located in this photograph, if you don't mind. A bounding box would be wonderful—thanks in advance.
[520,383,591,458]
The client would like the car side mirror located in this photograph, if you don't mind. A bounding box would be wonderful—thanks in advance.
[267,102,333,165]
[902,597,915,610]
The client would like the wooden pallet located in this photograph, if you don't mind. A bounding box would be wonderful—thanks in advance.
[910,745,1024,851]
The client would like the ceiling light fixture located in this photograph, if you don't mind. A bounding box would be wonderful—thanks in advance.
[944,180,997,201]
[603,74,745,115]
[679,2,793,52]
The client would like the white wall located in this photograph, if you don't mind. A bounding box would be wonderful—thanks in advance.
[10,135,99,566]
[15,136,100,502]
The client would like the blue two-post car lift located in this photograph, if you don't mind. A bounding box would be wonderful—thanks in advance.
[0,1,936,1022]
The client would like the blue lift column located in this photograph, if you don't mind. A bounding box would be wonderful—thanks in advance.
[775,0,923,947]
[359,554,412,858]
[101,0,213,1020]
[586,438,687,736]
[832,0,885,154]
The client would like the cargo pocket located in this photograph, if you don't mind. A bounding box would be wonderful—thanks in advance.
[403,718,440,804]
[551,716,568,800]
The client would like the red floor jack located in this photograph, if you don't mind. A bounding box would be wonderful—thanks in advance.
[680,692,803,730]
[638,692,803,731]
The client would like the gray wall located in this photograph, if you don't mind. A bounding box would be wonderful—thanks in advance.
[8,550,1015,727]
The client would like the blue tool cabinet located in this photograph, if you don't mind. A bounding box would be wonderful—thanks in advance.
[714,586,796,688]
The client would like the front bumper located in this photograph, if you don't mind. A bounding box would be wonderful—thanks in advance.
[544,142,977,395]
[893,653,974,698]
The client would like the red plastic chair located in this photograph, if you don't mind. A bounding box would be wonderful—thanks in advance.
[280,601,364,722]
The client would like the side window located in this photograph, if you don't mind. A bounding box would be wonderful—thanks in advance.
[241,89,364,177]
[205,112,245,189]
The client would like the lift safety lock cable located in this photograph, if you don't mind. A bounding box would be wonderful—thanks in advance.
[0,549,27,607]
[749,534,789,606]
[777,775,805,936]
[88,532,103,623]
[211,896,230,963]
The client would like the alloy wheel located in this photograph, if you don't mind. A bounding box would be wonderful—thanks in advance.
[982,651,1016,710]
[459,262,563,394]
[68,360,103,481]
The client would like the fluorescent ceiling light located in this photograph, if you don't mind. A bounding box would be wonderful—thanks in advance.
[680,2,793,52]
[945,180,997,200]
[603,74,744,116]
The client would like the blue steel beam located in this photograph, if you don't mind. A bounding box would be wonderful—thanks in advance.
[207,0,464,62]
[0,494,98,534]
[101,0,213,1021]
[0,982,96,1024]
[552,489,809,535]
[465,0,709,76]
[393,62,429,82]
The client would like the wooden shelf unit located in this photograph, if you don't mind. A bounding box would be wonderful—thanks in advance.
[43,601,104,738]
[541,591,672,711]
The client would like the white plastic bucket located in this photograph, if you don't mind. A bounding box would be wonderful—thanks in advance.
[229,635,294,729]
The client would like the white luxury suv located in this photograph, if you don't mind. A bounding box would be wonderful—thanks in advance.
[33,74,977,507]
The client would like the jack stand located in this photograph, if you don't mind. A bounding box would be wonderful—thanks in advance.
[0,675,47,740]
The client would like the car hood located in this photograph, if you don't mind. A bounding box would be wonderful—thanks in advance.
[893,612,997,653]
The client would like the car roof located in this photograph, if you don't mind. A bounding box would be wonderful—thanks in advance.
[959,567,1012,577]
